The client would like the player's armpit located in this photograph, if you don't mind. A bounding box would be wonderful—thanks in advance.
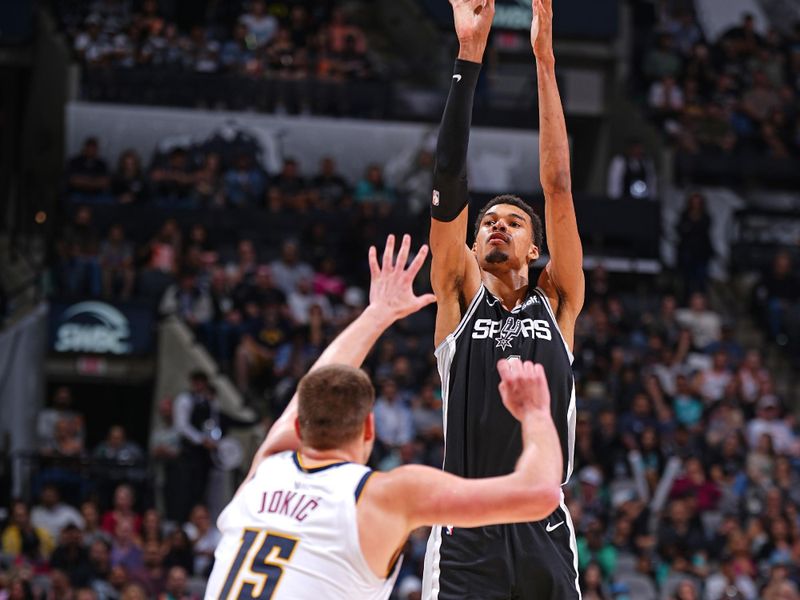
[430,211,481,347]
[369,465,561,534]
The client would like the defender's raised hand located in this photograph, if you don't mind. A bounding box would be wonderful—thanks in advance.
[450,0,495,62]
[497,360,551,420]
[531,0,554,60]
[367,234,436,322]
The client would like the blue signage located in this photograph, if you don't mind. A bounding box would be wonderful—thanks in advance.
[49,301,155,356]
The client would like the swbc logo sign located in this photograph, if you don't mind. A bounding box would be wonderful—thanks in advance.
[54,301,132,355]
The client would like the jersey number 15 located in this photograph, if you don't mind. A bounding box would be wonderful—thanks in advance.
[218,529,299,599]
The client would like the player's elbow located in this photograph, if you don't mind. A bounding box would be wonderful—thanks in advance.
[541,170,571,195]
[522,484,562,521]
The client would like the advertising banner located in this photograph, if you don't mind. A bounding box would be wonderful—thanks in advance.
[49,300,155,356]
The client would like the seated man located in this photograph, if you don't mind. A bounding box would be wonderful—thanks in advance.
[205,235,564,599]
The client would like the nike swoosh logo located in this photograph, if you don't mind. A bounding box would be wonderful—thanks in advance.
[487,297,499,306]
[453,74,462,82]
[546,521,564,533]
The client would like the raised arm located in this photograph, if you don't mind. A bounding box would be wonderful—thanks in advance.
[531,0,584,348]
[429,0,494,347]
[359,359,562,574]
[245,235,435,478]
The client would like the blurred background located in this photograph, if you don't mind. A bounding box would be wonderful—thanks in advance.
[0,0,799,598]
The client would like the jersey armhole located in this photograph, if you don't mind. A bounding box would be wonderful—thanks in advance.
[434,284,486,357]
[354,470,374,503]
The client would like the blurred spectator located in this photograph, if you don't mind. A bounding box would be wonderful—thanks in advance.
[272,158,306,200]
[150,397,182,522]
[752,250,799,346]
[39,417,86,457]
[374,379,414,450]
[50,524,92,587]
[643,33,682,82]
[110,519,144,573]
[235,303,291,394]
[99,224,135,300]
[80,500,110,547]
[676,293,721,350]
[159,271,213,329]
[313,257,346,301]
[150,148,196,206]
[606,139,658,200]
[223,153,267,207]
[37,386,84,448]
[675,193,714,294]
[327,7,366,55]
[287,277,333,325]
[1,500,53,562]
[746,396,796,455]
[87,539,115,599]
[193,153,224,206]
[44,569,75,600]
[183,504,220,577]
[270,239,314,296]
[670,457,720,512]
[93,425,144,463]
[162,530,194,574]
[238,0,278,48]
[312,156,349,204]
[66,137,111,197]
[111,150,147,204]
[30,485,85,541]
[172,372,217,521]
[57,206,102,297]
[577,517,616,578]
[101,484,142,535]
[695,351,732,404]
[140,540,166,596]
[355,164,396,205]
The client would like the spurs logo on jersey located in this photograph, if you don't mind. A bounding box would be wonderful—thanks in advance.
[472,316,553,348]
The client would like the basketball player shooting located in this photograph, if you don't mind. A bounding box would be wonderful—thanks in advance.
[422,0,585,598]
[204,235,564,599]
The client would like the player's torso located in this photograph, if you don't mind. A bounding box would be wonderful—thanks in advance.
[205,451,399,600]
[437,285,575,481]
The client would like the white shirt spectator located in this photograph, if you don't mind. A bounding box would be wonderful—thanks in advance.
[676,307,721,349]
[31,502,85,541]
[704,571,757,600]
[648,79,685,112]
[746,397,796,454]
[374,396,414,447]
[239,12,278,48]
[287,284,333,325]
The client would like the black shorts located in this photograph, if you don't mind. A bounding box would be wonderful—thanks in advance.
[422,505,580,600]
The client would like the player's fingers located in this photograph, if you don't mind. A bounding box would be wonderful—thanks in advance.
[406,244,430,279]
[496,359,510,380]
[382,234,396,272]
[368,246,380,280]
[395,234,411,271]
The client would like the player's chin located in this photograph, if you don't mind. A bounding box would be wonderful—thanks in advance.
[484,249,510,264]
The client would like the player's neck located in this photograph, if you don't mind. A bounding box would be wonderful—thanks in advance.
[299,444,364,467]
[482,269,530,310]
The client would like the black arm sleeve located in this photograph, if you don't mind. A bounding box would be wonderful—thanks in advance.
[431,59,481,222]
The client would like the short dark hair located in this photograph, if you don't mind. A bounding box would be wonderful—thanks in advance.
[474,194,543,251]
[297,365,374,450]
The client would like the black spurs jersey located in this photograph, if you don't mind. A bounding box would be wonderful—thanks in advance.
[437,284,576,483]
[422,284,581,600]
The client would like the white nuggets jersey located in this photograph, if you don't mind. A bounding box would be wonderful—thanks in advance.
[205,451,401,600]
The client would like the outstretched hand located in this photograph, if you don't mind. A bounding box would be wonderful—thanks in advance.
[531,0,554,59]
[367,234,436,322]
[497,359,551,421]
[450,0,495,61]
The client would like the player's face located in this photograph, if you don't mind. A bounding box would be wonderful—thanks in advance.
[473,204,538,271]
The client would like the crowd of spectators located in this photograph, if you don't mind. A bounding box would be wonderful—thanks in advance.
[638,7,800,186]
[55,0,380,114]
[7,113,795,599]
